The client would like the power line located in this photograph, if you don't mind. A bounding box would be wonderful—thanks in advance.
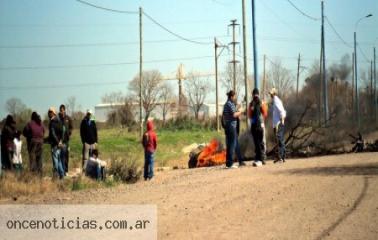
[142,11,212,45]
[285,0,320,21]
[0,35,229,49]
[0,56,213,71]
[75,0,137,14]
[357,44,370,63]
[0,81,128,90]
[325,17,353,48]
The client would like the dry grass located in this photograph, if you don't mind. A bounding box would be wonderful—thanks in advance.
[0,171,57,199]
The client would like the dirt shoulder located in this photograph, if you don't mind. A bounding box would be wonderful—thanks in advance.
[6,152,378,240]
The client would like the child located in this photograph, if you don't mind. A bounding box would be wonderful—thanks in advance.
[142,119,157,180]
[84,149,106,180]
[12,131,23,172]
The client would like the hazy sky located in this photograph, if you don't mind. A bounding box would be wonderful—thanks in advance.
[0,0,377,119]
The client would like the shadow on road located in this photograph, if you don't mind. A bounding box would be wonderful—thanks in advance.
[283,163,378,176]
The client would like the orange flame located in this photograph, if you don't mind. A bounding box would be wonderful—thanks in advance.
[196,139,226,167]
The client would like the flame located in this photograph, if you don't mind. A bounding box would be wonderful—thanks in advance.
[196,139,226,167]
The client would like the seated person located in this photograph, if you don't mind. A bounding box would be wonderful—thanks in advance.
[84,149,106,180]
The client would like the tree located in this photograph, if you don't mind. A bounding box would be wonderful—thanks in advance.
[65,96,77,116]
[5,98,27,117]
[185,72,210,120]
[266,58,294,101]
[159,83,174,123]
[129,70,163,122]
[101,91,125,105]
[221,64,245,102]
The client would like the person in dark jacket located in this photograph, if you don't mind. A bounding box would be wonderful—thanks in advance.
[23,112,45,175]
[1,115,16,170]
[58,104,73,174]
[47,107,65,179]
[222,91,245,168]
[142,119,157,180]
[80,109,98,167]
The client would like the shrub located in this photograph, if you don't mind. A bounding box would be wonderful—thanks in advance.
[107,153,142,183]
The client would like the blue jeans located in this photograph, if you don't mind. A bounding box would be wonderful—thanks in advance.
[144,151,154,179]
[60,143,69,173]
[275,124,286,160]
[225,121,244,167]
[52,146,64,179]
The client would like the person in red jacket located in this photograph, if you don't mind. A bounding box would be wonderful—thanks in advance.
[142,119,157,180]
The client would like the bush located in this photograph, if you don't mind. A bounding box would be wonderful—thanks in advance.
[107,153,142,183]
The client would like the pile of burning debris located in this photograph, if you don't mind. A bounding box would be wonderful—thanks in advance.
[188,139,226,168]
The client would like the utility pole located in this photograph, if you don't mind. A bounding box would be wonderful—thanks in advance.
[214,38,227,132]
[176,63,185,117]
[318,34,323,126]
[371,60,374,116]
[229,19,240,92]
[374,47,377,126]
[321,0,329,125]
[354,31,359,128]
[296,53,301,99]
[251,0,258,90]
[139,7,143,137]
[262,54,266,100]
[242,0,249,127]
[352,52,355,114]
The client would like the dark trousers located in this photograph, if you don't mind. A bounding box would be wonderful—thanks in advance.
[144,151,154,180]
[29,141,43,175]
[225,121,244,167]
[1,147,13,170]
[251,125,265,161]
[274,124,286,160]
[61,143,69,173]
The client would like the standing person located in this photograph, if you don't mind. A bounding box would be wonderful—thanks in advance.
[12,131,23,172]
[269,88,287,163]
[80,109,98,167]
[142,119,157,181]
[222,90,245,168]
[47,107,65,179]
[1,115,16,170]
[23,112,45,175]
[248,88,268,166]
[58,104,73,174]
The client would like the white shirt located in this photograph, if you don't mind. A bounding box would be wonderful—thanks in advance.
[12,139,22,164]
[272,96,286,128]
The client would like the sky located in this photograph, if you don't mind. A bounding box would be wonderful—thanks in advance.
[0,0,377,119]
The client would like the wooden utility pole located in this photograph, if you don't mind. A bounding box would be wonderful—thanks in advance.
[321,0,329,125]
[214,38,227,132]
[371,60,374,115]
[242,0,249,126]
[296,53,301,99]
[352,52,355,113]
[262,54,266,100]
[139,7,143,137]
[374,47,377,125]
[229,20,240,92]
[215,38,220,132]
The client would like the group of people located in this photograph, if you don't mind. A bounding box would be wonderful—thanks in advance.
[0,105,107,180]
[223,87,287,168]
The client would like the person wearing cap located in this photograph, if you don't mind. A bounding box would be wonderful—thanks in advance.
[222,90,246,168]
[47,107,65,179]
[269,88,287,163]
[58,104,73,174]
[1,115,16,170]
[80,109,98,167]
[248,88,268,166]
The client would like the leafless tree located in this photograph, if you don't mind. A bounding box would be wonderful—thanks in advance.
[101,91,125,106]
[65,96,77,116]
[159,83,174,123]
[185,72,210,120]
[221,64,245,102]
[266,58,294,101]
[129,70,163,121]
[5,98,27,117]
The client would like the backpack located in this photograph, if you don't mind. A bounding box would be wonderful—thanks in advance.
[251,99,263,128]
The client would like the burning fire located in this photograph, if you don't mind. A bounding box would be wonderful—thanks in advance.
[196,139,226,167]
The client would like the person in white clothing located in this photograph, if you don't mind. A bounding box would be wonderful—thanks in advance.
[12,131,23,171]
[84,149,106,180]
[269,88,287,163]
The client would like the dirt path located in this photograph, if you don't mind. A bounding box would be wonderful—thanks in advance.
[10,152,378,239]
